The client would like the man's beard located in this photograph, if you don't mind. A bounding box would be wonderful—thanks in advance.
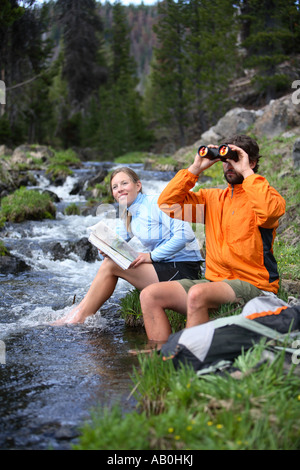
[224,170,244,185]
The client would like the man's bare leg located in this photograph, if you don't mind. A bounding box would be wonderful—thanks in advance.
[140,281,188,342]
[186,281,237,328]
[140,280,238,343]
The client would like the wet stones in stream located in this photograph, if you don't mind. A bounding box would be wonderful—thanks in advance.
[0,254,31,274]
[49,237,99,263]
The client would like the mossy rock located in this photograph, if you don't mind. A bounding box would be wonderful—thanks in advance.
[0,187,56,223]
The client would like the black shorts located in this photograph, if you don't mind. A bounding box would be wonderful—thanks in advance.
[152,261,202,282]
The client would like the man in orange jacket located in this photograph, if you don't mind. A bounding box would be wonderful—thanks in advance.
[139,135,286,345]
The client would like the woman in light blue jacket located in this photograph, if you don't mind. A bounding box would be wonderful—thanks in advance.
[56,167,203,326]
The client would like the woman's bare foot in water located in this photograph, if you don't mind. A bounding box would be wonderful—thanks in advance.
[52,307,91,325]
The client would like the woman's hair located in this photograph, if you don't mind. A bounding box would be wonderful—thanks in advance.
[110,167,142,234]
[109,167,142,194]
[226,134,261,173]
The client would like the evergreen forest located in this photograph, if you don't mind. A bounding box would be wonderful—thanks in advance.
[1,0,300,159]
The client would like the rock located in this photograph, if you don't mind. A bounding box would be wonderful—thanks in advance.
[87,169,108,187]
[11,145,54,165]
[200,107,261,144]
[72,238,100,262]
[253,94,300,138]
[75,147,101,161]
[196,92,300,150]
[48,173,67,187]
[29,145,55,162]
[143,158,156,170]
[69,180,85,195]
[0,254,31,274]
[214,108,260,140]
[199,127,222,144]
[11,147,31,165]
[281,279,300,296]
[31,188,61,203]
[49,238,99,263]
[0,145,13,156]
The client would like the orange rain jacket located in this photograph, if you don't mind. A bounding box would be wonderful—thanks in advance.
[158,169,286,294]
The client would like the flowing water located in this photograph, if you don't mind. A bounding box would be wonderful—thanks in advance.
[0,162,175,450]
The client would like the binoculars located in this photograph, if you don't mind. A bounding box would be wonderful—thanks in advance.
[198,144,238,162]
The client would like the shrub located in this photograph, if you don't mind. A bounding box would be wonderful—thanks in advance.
[64,203,80,216]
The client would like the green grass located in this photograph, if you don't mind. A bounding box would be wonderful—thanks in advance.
[73,132,300,451]
[119,288,186,332]
[114,151,178,168]
[45,149,81,180]
[0,240,9,256]
[0,186,56,223]
[74,343,300,450]
[114,151,151,163]
[64,203,80,216]
[274,240,300,281]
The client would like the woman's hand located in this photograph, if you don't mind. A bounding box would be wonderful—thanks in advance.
[99,250,108,258]
[129,252,152,268]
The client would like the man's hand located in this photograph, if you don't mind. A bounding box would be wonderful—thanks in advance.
[129,253,152,268]
[189,145,220,176]
[227,144,255,178]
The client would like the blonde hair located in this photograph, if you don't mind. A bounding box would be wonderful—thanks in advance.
[110,167,142,234]
[110,167,142,194]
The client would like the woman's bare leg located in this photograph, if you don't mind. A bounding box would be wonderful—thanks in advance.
[56,257,159,324]
[140,281,188,342]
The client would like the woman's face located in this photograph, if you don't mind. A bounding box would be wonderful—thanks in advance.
[111,171,142,206]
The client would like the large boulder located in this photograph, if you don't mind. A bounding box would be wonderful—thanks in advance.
[197,93,300,145]
[253,94,300,138]
[11,145,54,165]
[200,107,262,144]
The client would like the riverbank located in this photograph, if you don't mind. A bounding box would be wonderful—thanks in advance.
[1,91,299,451]
[74,342,300,450]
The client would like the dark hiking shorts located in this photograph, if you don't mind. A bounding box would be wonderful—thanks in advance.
[153,261,202,282]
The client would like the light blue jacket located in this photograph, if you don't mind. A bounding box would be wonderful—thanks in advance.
[117,193,203,263]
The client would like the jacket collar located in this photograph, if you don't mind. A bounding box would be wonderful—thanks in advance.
[227,183,244,194]
[127,191,144,215]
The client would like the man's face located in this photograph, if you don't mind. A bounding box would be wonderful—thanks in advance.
[223,160,244,185]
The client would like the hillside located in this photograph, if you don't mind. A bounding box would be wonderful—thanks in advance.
[166,91,300,295]
[98,2,158,87]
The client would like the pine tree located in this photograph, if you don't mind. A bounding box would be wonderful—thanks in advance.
[150,0,190,148]
[185,0,238,131]
[111,0,137,87]
[145,0,238,147]
[0,0,53,144]
[56,0,107,109]
[239,0,300,102]
[88,1,152,159]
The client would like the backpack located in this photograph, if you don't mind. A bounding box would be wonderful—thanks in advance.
[160,295,300,374]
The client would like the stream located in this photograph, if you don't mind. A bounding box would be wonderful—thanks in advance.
[0,162,175,450]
